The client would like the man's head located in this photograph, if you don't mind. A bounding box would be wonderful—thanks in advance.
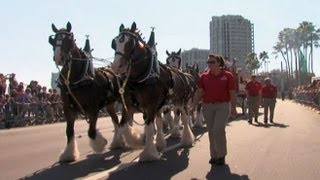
[251,74,257,81]
[264,77,271,84]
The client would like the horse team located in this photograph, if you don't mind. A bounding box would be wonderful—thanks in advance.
[49,22,203,163]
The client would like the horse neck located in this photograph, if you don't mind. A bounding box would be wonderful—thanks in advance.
[61,45,91,83]
[129,47,153,82]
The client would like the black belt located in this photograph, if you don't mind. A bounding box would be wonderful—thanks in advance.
[204,101,226,104]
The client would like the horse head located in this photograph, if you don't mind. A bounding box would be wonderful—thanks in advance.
[111,22,148,76]
[184,63,200,83]
[48,22,75,66]
[49,22,93,85]
[166,48,182,69]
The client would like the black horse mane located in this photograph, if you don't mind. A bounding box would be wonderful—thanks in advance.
[121,28,147,46]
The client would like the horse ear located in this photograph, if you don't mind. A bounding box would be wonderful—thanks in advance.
[48,36,54,46]
[119,24,124,32]
[177,48,181,55]
[131,22,137,32]
[166,50,170,56]
[51,23,58,33]
[66,22,72,32]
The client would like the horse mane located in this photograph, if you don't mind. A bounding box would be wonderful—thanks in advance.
[121,28,147,45]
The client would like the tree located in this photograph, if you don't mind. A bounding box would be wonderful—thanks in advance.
[259,51,269,72]
[245,52,260,74]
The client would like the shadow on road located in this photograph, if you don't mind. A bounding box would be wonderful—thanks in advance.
[20,127,208,180]
[106,127,208,180]
[107,147,190,180]
[206,165,249,180]
[250,122,289,128]
[21,148,126,180]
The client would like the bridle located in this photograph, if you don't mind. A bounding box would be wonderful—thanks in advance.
[113,31,146,64]
[49,31,75,66]
[166,53,181,69]
[112,30,158,117]
[49,30,92,120]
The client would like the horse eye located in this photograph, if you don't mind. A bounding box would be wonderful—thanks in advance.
[119,36,124,43]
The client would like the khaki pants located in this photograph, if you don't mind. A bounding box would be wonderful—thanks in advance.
[202,102,230,159]
[247,96,259,120]
[263,98,276,122]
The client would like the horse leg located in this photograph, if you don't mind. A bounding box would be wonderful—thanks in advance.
[119,109,144,149]
[59,109,79,162]
[139,113,160,162]
[194,103,204,128]
[180,106,195,147]
[155,111,166,151]
[162,107,173,131]
[88,111,107,153]
[170,107,181,138]
[106,103,126,149]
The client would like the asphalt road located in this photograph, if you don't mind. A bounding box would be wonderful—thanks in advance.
[0,100,320,180]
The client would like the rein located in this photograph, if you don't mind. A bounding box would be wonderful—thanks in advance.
[56,48,94,123]
[56,63,89,122]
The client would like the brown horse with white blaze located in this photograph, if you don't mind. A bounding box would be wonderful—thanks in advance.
[48,22,124,162]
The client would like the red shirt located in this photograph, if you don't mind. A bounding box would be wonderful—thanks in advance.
[262,84,277,98]
[198,70,236,103]
[245,80,262,96]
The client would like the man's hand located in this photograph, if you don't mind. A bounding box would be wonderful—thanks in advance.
[230,104,237,118]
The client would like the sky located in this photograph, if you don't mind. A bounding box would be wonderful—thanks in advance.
[1,0,320,88]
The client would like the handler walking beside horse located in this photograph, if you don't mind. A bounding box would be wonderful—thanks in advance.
[193,53,237,166]
[245,74,262,124]
[262,77,277,124]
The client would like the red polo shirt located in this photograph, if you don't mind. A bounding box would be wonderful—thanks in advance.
[198,70,236,103]
[245,80,262,96]
[262,84,277,98]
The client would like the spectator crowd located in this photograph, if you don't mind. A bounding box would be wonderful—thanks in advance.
[0,73,63,128]
[292,79,320,112]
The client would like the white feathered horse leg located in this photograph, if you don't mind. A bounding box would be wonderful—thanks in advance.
[170,107,181,138]
[110,122,126,149]
[120,123,144,149]
[193,105,204,128]
[180,108,195,147]
[155,113,166,151]
[59,137,80,162]
[89,130,108,153]
[139,123,160,162]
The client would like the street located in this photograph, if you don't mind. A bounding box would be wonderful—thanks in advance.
[1,100,320,180]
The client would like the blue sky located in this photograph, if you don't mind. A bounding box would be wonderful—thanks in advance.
[1,0,319,88]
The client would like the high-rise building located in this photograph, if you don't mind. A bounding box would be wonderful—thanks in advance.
[210,15,254,71]
[181,48,211,72]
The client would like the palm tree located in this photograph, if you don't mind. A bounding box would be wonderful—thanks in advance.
[297,21,320,74]
[273,42,288,78]
[245,52,260,74]
[259,51,269,72]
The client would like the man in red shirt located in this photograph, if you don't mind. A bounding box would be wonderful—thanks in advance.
[193,53,237,166]
[262,78,277,124]
[245,74,262,124]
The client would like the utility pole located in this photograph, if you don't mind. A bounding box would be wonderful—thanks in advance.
[281,61,284,92]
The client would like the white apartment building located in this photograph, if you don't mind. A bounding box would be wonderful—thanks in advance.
[210,15,254,71]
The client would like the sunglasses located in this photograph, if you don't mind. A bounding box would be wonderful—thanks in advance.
[207,61,217,64]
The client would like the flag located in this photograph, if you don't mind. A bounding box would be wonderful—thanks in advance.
[299,49,308,76]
